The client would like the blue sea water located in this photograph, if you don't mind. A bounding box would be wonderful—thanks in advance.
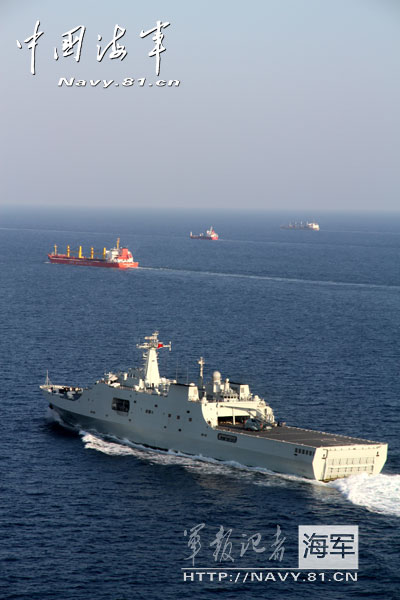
[0,209,399,600]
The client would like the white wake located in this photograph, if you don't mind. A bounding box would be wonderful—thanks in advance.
[140,266,400,291]
[45,412,400,517]
[330,473,400,517]
[79,431,323,487]
[80,432,400,516]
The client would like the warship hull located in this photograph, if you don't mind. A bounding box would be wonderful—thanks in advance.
[45,383,387,482]
[42,332,387,482]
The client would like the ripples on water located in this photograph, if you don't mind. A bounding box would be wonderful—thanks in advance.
[1,212,400,600]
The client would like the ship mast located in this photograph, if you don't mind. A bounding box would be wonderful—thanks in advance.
[45,370,52,387]
[198,357,205,389]
[137,331,171,387]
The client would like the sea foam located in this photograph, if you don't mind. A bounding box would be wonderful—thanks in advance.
[330,472,400,518]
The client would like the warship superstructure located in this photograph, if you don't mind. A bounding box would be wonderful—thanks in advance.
[41,332,387,481]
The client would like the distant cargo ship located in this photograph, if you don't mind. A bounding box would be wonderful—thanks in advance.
[190,226,219,240]
[281,221,320,231]
[48,239,139,269]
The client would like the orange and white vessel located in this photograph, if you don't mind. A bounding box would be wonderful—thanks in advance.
[190,226,219,240]
[48,239,138,269]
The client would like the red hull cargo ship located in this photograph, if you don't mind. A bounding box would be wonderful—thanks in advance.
[48,239,139,269]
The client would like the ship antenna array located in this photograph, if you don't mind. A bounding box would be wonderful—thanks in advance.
[137,331,172,351]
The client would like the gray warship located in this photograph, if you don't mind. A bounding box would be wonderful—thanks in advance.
[41,332,387,481]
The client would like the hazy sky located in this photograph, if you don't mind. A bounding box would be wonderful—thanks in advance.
[1,0,400,212]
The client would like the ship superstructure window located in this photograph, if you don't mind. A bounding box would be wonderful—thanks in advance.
[294,448,314,456]
[112,398,130,413]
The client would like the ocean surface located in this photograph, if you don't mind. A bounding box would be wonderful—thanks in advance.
[0,209,399,600]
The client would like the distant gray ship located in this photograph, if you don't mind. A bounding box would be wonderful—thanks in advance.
[281,221,320,230]
[41,332,387,481]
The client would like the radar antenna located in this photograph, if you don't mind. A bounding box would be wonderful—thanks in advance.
[137,331,172,352]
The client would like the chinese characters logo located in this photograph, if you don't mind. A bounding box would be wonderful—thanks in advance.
[298,525,358,569]
[184,523,286,566]
[17,20,171,76]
